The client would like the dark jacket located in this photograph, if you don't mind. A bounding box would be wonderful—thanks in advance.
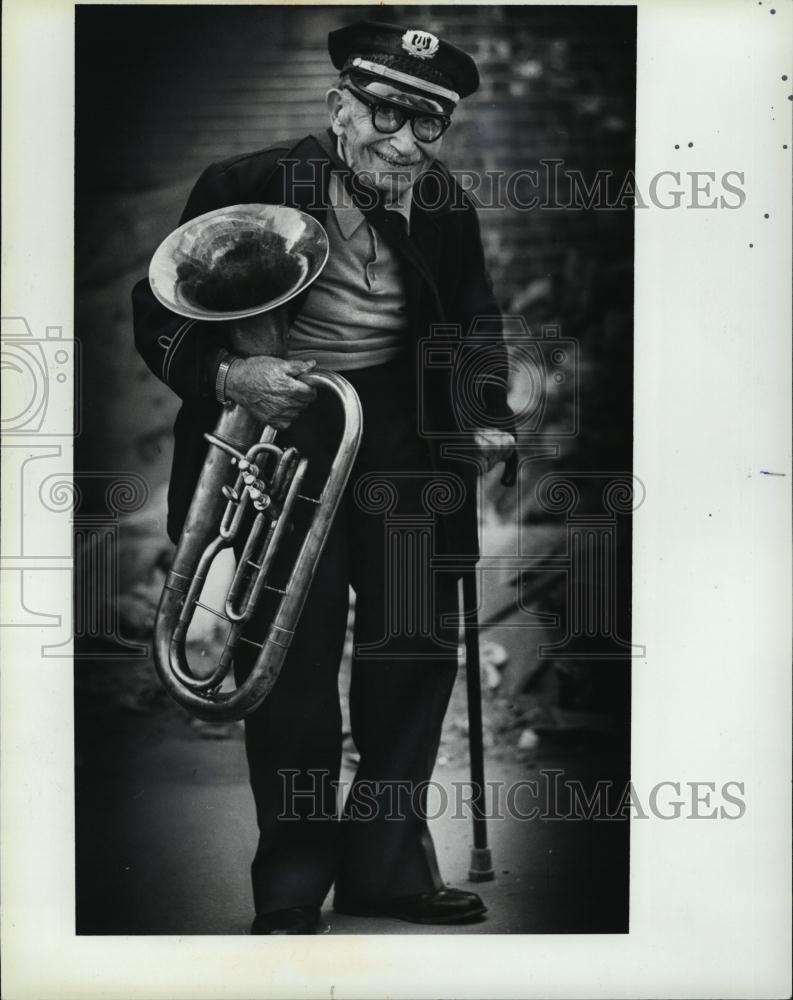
[132,129,513,559]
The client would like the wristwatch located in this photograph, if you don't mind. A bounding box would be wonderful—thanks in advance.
[214,350,239,405]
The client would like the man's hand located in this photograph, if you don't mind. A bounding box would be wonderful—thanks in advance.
[473,428,516,473]
[225,356,318,430]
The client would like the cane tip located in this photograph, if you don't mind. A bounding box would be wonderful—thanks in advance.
[468,847,495,882]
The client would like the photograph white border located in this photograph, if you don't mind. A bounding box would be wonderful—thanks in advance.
[2,1,791,997]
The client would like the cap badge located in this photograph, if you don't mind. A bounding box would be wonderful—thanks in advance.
[401,29,439,61]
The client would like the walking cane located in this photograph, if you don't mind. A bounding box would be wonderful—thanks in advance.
[463,567,493,881]
[464,449,517,882]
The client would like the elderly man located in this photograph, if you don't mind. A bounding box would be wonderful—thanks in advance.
[133,20,516,934]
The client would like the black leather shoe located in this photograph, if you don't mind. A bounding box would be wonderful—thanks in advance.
[250,906,322,935]
[334,887,487,925]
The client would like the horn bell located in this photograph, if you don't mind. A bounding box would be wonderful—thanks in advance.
[148,204,329,322]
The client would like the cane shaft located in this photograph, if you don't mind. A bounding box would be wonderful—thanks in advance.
[463,571,494,879]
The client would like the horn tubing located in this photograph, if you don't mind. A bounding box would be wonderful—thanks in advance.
[232,459,308,621]
[153,371,362,722]
[154,402,261,703]
[225,512,275,622]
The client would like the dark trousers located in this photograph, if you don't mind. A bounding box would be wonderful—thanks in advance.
[234,358,462,914]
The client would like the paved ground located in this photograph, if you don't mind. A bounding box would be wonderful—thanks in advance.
[76,659,629,936]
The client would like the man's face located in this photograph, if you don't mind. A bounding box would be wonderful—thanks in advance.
[330,86,445,199]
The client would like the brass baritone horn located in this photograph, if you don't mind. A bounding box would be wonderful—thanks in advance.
[148,204,363,721]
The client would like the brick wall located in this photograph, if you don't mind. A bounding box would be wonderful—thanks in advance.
[78,4,635,304]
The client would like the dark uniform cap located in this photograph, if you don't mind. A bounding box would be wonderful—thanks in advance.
[328,20,480,111]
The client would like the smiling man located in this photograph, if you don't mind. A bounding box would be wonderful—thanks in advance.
[326,40,456,195]
[132,19,516,935]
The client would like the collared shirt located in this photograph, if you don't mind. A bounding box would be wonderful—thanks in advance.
[287,172,410,371]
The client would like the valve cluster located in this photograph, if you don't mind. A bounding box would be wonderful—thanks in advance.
[239,459,271,511]
[223,458,272,512]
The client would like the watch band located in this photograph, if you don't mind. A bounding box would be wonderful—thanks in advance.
[214,351,239,405]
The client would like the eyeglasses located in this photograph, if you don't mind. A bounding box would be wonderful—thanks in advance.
[342,84,451,143]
